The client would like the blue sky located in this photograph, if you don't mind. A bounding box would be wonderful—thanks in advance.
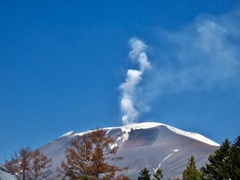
[0,0,240,162]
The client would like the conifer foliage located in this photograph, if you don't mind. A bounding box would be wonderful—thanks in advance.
[230,136,240,179]
[201,136,240,180]
[152,168,164,180]
[5,147,52,180]
[137,167,164,180]
[58,128,126,179]
[182,155,201,180]
[138,167,151,180]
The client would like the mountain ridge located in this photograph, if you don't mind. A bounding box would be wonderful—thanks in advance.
[60,122,219,146]
[38,121,219,179]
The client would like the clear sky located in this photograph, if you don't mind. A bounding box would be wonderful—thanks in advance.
[1,0,240,163]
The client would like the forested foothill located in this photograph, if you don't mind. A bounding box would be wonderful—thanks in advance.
[2,129,239,180]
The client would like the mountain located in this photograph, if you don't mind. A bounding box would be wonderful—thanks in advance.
[37,122,219,179]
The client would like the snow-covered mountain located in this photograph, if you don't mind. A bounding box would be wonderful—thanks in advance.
[38,122,219,179]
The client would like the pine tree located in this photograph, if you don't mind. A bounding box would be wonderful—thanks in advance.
[152,168,163,180]
[229,136,240,179]
[138,167,151,180]
[182,155,201,180]
[201,138,232,179]
[201,136,240,180]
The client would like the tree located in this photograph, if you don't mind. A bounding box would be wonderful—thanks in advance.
[229,136,240,179]
[138,167,151,180]
[5,147,52,180]
[200,136,240,180]
[89,128,124,179]
[28,150,52,179]
[201,139,232,179]
[58,128,126,179]
[152,168,163,180]
[182,155,201,180]
[5,147,32,180]
[57,134,93,179]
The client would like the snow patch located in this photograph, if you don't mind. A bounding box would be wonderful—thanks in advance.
[109,143,118,149]
[155,152,174,170]
[121,122,163,130]
[118,122,219,146]
[166,125,220,146]
[121,132,130,143]
[60,131,75,138]
[111,127,131,145]
[154,149,180,171]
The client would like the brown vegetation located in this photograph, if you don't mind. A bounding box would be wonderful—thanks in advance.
[57,128,128,179]
[5,147,52,180]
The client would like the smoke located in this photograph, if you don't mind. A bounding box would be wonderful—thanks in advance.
[143,11,240,103]
[119,10,240,125]
[120,38,151,125]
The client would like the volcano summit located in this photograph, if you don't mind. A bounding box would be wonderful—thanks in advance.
[38,122,219,179]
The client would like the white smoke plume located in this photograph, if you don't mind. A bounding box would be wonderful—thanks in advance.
[119,10,240,125]
[132,10,240,109]
[120,38,151,125]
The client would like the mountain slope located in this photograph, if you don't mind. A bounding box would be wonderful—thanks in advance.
[38,122,219,179]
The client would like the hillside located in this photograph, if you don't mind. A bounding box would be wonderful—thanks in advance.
[38,122,219,179]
